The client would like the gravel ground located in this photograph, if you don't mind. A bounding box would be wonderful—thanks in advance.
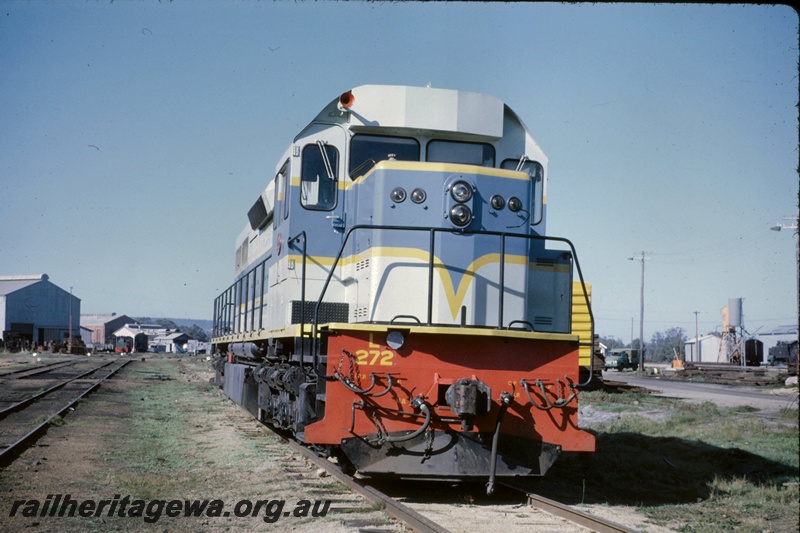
[2,353,795,532]
[0,354,404,532]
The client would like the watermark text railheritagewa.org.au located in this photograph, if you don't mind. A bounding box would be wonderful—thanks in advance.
[8,494,331,524]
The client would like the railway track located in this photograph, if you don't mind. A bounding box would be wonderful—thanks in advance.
[504,484,638,533]
[242,411,640,532]
[0,358,81,379]
[281,436,450,533]
[0,355,648,531]
[0,357,130,466]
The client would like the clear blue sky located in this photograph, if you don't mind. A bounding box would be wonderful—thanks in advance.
[1,2,797,343]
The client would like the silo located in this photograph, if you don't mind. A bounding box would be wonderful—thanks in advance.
[728,298,743,328]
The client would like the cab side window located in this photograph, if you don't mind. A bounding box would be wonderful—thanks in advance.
[273,161,289,229]
[301,144,338,210]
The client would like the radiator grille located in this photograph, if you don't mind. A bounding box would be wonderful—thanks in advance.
[291,301,349,324]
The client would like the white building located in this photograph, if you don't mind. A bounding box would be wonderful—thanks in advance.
[150,332,191,353]
[683,334,722,363]
[112,323,194,354]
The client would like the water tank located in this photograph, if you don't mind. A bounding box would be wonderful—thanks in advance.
[728,298,743,328]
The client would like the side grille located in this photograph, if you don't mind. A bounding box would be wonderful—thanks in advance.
[291,301,350,324]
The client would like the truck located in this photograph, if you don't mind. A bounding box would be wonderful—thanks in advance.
[604,348,641,371]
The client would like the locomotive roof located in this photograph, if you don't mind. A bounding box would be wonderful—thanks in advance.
[305,84,507,140]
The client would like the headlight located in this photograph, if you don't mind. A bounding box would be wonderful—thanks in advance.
[490,194,505,210]
[390,187,407,203]
[449,204,472,227]
[450,181,473,203]
[411,188,427,204]
[508,196,522,212]
[386,331,405,350]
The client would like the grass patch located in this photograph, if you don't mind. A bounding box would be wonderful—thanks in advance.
[534,390,799,532]
[96,360,231,498]
[646,476,800,532]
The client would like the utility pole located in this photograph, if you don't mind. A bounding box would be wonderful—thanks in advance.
[629,251,649,374]
[694,311,700,362]
[630,317,634,349]
[771,215,799,377]
[68,286,73,354]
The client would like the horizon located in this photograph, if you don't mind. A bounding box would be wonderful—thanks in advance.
[2,3,796,343]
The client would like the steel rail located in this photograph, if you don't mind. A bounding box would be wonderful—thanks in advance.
[0,360,118,418]
[217,387,449,532]
[283,438,450,533]
[502,484,638,533]
[0,359,79,379]
[0,359,131,465]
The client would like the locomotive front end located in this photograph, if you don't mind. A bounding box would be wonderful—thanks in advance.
[306,164,592,487]
[212,85,595,491]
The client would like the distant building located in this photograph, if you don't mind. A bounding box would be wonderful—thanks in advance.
[187,339,212,355]
[757,325,799,364]
[150,332,191,353]
[112,323,193,354]
[81,313,135,346]
[684,334,722,363]
[80,325,93,345]
[111,323,163,353]
[0,274,80,347]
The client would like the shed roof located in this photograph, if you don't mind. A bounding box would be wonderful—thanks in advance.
[153,332,190,342]
[81,313,132,326]
[0,274,49,296]
[762,325,798,336]
[684,335,721,345]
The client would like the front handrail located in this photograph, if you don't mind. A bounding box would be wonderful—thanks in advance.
[308,224,595,387]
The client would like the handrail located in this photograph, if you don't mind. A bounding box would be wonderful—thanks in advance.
[308,224,595,387]
[288,231,310,373]
[213,223,595,388]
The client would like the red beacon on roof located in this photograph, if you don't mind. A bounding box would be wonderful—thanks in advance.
[337,90,355,112]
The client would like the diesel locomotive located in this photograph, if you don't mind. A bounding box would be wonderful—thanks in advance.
[211,85,595,492]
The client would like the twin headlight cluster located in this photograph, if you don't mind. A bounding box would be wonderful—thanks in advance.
[390,180,523,228]
[448,180,474,227]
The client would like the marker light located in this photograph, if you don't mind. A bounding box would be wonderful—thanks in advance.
[449,204,472,227]
[508,196,522,212]
[490,194,505,210]
[411,188,427,204]
[390,187,407,203]
[450,181,473,203]
[338,90,355,111]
